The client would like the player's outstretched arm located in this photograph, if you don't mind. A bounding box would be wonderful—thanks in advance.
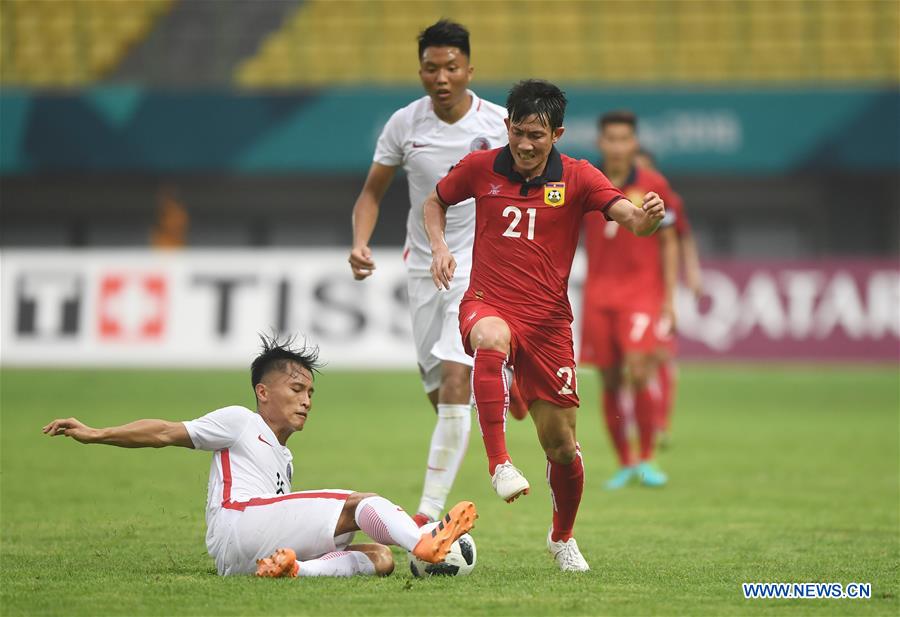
[608,191,665,237]
[423,190,456,290]
[42,417,194,449]
[349,163,398,280]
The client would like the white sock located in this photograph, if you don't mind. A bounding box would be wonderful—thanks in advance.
[297,551,376,577]
[417,404,471,521]
[355,495,421,551]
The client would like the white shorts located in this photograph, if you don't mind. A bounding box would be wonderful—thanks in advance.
[210,489,356,576]
[407,274,473,392]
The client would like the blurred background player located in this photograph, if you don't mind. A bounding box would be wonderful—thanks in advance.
[347,20,508,528]
[42,335,477,578]
[635,147,703,447]
[424,80,666,571]
[580,111,680,489]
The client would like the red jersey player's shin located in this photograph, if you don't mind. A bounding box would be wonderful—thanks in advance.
[602,389,635,467]
[634,386,659,462]
[472,348,512,473]
[547,443,584,543]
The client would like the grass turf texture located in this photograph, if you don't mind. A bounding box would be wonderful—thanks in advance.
[1,365,897,616]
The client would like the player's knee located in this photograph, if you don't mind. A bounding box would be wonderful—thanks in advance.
[600,369,621,392]
[345,492,378,513]
[470,324,511,352]
[368,544,395,577]
[439,368,470,402]
[628,359,653,387]
[544,439,578,465]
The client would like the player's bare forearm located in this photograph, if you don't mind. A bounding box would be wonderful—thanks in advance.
[660,227,678,302]
[43,417,193,449]
[349,163,396,280]
[681,232,703,297]
[423,191,455,290]
[351,194,380,248]
[659,227,679,326]
[423,191,448,248]
[608,192,665,237]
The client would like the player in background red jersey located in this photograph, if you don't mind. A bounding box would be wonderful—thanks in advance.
[580,111,680,489]
[635,148,703,447]
[423,81,665,571]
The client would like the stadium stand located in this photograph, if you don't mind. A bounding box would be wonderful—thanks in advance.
[2,1,894,88]
[0,0,173,87]
[111,0,299,87]
[235,0,899,87]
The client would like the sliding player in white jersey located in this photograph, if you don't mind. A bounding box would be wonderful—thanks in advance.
[349,20,508,526]
[43,335,477,578]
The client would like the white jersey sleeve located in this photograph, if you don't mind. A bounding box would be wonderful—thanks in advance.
[373,109,407,168]
[183,405,254,452]
[371,91,508,275]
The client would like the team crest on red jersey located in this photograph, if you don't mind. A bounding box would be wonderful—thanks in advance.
[544,182,565,207]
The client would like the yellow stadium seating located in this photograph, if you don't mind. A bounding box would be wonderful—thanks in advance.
[235,0,899,87]
[0,0,172,87]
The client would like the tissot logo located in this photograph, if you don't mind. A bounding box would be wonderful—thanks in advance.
[98,274,167,340]
[15,273,82,337]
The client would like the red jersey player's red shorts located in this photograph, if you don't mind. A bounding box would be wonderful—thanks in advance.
[459,299,579,409]
[580,304,672,367]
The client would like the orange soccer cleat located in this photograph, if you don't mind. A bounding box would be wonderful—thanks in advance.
[411,501,478,564]
[255,547,299,578]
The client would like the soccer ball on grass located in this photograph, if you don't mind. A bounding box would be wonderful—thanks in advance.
[408,533,476,577]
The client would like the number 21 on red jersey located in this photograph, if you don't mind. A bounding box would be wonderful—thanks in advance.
[501,206,536,240]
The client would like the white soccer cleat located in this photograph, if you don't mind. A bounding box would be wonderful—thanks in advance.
[491,461,530,502]
[547,528,591,572]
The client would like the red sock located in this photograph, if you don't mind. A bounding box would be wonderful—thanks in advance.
[603,389,634,467]
[634,386,659,461]
[548,444,584,542]
[472,349,511,474]
[657,361,676,431]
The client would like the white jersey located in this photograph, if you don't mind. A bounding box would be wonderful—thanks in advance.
[373,90,508,275]
[183,405,294,555]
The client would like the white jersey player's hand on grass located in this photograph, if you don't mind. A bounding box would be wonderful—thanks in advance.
[43,417,97,443]
[348,245,376,280]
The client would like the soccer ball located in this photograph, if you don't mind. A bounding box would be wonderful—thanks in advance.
[408,533,477,577]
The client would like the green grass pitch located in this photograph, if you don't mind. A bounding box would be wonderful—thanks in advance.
[1,365,897,616]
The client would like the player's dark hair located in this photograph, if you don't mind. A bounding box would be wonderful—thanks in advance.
[251,332,321,390]
[418,19,470,59]
[599,109,638,131]
[506,79,567,131]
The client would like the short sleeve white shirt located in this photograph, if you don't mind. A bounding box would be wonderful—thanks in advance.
[183,406,294,542]
[373,90,508,275]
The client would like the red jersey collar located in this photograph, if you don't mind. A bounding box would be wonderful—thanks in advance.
[494,145,564,196]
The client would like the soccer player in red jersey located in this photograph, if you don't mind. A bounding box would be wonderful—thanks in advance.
[580,111,681,489]
[635,147,703,447]
[423,80,665,571]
